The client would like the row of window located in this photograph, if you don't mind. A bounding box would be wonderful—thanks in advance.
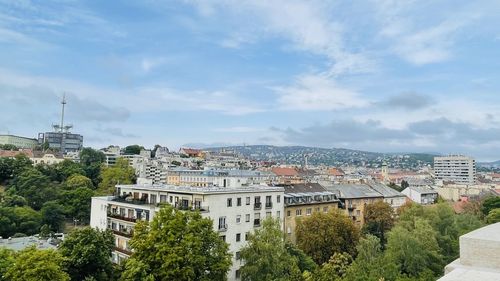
[287,206,330,217]
[227,195,281,207]
[218,211,281,229]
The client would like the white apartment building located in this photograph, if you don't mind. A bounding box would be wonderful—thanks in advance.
[167,168,274,187]
[90,184,284,281]
[434,155,476,185]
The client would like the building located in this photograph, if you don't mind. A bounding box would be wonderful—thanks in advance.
[401,185,438,205]
[367,182,407,209]
[434,155,476,185]
[90,184,284,281]
[164,168,273,188]
[325,184,384,226]
[439,223,500,280]
[282,183,339,243]
[0,134,38,149]
[271,167,304,184]
[31,151,65,165]
[179,148,205,158]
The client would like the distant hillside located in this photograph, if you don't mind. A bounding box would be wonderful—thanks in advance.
[206,145,437,169]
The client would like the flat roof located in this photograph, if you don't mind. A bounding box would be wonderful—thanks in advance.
[116,184,284,195]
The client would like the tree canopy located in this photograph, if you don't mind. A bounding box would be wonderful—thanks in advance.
[98,158,135,195]
[4,247,69,281]
[363,201,395,246]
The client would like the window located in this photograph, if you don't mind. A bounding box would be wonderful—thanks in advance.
[277,195,281,203]
[246,197,250,205]
[356,210,361,216]
[287,210,291,217]
[306,208,312,215]
[245,214,250,222]
[266,211,271,217]
[218,217,227,230]
[323,207,328,212]
[316,207,320,212]
[277,211,281,218]
[236,269,241,279]
[265,196,272,208]
[296,209,302,216]
[236,233,241,242]
[227,198,232,207]
[150,194,157,204]
[221,235,226,242]
[237,197,242,206]
[245,232,249,241]
[236,215,241,224]
[160,195,167,203]
[235,251,241,260]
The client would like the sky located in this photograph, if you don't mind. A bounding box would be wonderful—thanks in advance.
[1,1,500,160]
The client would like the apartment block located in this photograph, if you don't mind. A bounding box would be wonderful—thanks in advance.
[434,155,476,185]
[0,134,38,149]
[90,184,284,281]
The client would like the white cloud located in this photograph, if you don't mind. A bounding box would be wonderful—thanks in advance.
[275,74,369,111]
[141,57,169,72]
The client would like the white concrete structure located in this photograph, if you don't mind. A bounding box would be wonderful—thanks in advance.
[434,155,476,185]
[0,134,38,149]
[90,184,284,281]
[439,223,500,281]
[401,185,438,205]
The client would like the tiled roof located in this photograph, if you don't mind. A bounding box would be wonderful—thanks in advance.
[280,183,327,194]
[271,167,299,176]
[328,168,345,176]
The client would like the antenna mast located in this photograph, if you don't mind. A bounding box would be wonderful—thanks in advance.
[60,93,66,132]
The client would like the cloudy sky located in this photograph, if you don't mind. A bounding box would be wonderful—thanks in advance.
[1,1,500,160]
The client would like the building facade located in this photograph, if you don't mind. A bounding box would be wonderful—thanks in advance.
[90,184,284,281]
[38,131,83,153]
[0,134,38,149]
[434,155,476,185]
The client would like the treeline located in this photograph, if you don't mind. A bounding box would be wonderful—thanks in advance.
[0,148,135,238]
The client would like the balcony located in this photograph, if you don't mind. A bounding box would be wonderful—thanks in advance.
[112,229,133,238]
[265,202,273,209]
[108,212,137,223]
[218,224,228,232]
[114,246,132,256]
[253,219,261,227]
[113,197,151,205]
[174,203,210,212]
[254,202,262,210]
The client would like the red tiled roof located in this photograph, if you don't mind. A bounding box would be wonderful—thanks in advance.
[0,149,33,158]
[180,148,202,155]
[328,168,345,176]
[271,167,299,177]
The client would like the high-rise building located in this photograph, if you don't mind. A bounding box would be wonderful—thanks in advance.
[90,184,284,281]
[38,95,83,153]
[434,155,476,184]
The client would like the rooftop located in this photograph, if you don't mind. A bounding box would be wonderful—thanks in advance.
[325,184,383,199]
[116,184,284,194]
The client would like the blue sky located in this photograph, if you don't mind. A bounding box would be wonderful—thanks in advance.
[2,0,500,160]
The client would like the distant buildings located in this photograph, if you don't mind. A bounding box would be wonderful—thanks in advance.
[90,183,284,281]
[434,155,476,185]
[401,186,438,205]
[0,134,38,149]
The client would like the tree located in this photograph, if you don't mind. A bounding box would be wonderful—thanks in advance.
[59,227,115,281]
[123,145,144,155]
[41,201,66,232]
[58,187,94,223]
[486,208,500,224]
[11,168,58,210]
[98,158,135,194]
[401,180,409,190]
[4,247,69,281]
[313,252,352,281]
[56,159,86,182]
[79,148,106,186]
[0,248,14,281]
[285,241,317,273]
[481,196,500,216]
[363,201,394,247]
[296,210,360,265]
[1,194,28,207]
[0,206,42,237]
[343,235,399,281]
[65,174,94,190]
[122,204,231,281]
[240,218,303,281]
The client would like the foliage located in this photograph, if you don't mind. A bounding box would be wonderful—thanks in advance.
[79,147,106,186]
[65,174,94,190]
[41,200,66,232]
[1,194,28,207]
[122,204,231,281]
[285,241,317,273]
[58,187,94,223]
[313,252,352,281]
[0,144,18,150]
[59,227,115,281]
[98,158,135,194]
[240,218,303,281]
[123,145,144,155]
[481,196,500,216]
[0,154,32,184]
[0,206,42,237]
[171,160,181,166]
[11,168,57,210]
[119,258,155,281]
[363,201,394,247]
[486,208,500,224]
[296,210,360,264]
[4,247,69,281]
[0,248,14,281]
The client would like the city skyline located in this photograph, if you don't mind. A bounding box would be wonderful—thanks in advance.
[2,1,500,160]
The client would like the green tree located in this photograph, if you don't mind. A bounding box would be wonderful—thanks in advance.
[363,201,394,247]
[122,204,231,281]
[4,247,69,281]
[123,145,144,155]
[79,148,106,187]
[313,252,352,281]
[56,159,86,181]
[296,210,360,265]
[0,248,14,281]
[385,219,443,278]
[11,168,58,210]
[41,201,66,232]
[120,258,154,281]
[1,194,28,207]
[481,196,500,216]
[0,206,42,237]
[0,157,14,183]
[240,218,303,281]
[98,158,135,194]
[65,174,94,190]
[486,208,500,224]
[59,187,94,223]
[12,153,33,177]
[59,227,115,281]
[285,241,317,273]
[343,235,399,281]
